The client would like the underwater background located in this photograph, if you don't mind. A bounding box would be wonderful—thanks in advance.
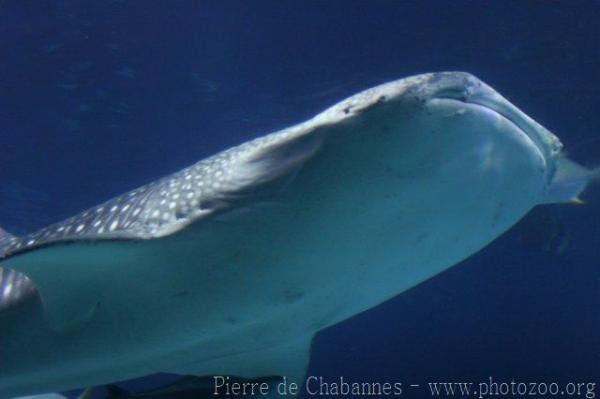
[1,1,599,397]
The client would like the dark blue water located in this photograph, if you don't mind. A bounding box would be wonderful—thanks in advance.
[1,1,599,398]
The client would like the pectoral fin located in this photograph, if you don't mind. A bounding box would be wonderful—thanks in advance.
[5,243,110,333]
[541,156,594,204]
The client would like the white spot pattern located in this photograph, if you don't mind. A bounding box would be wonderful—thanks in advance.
[0,71,434,259]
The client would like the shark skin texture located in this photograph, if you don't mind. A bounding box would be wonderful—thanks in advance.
[0,72,591,398]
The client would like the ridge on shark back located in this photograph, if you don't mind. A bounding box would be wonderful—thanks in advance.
[0,72,593,398]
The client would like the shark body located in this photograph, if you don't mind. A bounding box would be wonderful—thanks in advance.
[0,72,590,398]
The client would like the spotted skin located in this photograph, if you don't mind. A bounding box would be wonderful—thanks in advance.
[0,73,432,262]
[0,134,301,259]
[0,72,435,320]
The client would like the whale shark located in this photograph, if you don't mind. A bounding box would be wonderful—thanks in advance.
[0,72,592,398]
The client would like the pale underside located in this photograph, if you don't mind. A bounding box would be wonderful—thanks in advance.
[0,72,581,398]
